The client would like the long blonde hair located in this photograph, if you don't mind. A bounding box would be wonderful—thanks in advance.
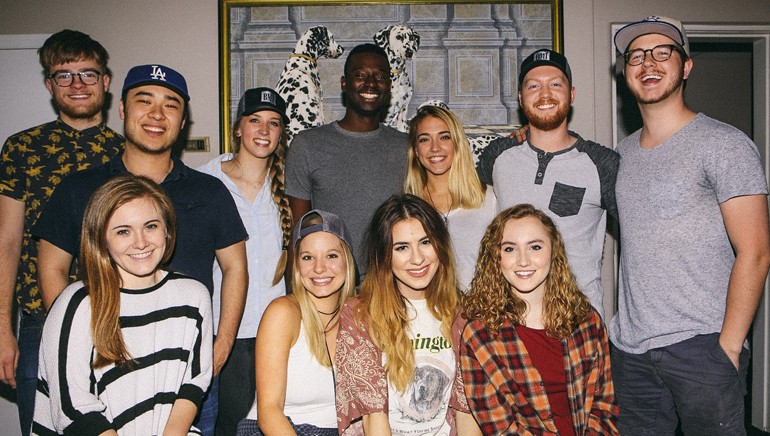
[291,213,357,368]
[231,113,292,286]
[404,105,486,210]
[79,175,176,368]
[464,204,591,338]
[357,194,460,392]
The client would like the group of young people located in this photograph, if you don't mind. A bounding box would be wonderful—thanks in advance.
[227,87,615,435]
[1,12,767,436]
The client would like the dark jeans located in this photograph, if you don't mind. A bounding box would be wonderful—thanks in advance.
[612,333,749,436]
[195,374,219,436]
[17,314,44,436]
[216,338,256,436]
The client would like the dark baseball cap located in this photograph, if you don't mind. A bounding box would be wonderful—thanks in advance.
[518,49,572,88]
[122,64,189,101]
[237,87,289,124]
[292,209,352,251]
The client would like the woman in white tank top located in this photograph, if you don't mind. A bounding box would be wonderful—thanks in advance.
[237,209,357,435]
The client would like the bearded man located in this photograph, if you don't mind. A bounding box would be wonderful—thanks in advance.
[477,49,619,317]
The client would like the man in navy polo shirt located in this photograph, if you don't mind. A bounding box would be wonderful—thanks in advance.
[33,64,248,435]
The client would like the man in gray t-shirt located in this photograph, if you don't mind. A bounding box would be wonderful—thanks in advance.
[611,16,769,435]
[286,44,408,279]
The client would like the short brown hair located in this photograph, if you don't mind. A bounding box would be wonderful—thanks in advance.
[38,29,109,75]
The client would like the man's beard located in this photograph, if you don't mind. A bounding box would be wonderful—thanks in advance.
[55,93,105,121]
[523,98,570,131]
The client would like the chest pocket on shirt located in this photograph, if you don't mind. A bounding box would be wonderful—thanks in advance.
[648,180,685,219]
[549,182,586,217]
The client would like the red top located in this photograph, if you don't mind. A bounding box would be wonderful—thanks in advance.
[516,324,576,436]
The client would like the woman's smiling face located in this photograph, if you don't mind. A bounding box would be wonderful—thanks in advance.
[390,218,438,300]
[499,216,552,299]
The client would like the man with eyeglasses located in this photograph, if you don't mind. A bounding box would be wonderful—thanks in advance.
[286,43,408,281]
[610,16,770,435]
[0,29,122,436]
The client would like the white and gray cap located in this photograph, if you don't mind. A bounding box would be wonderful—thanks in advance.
[614,16,689,56]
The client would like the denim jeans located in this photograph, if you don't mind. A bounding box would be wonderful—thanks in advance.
[17,314,44,436]
[612,333,749,436]
[195,375,219,436]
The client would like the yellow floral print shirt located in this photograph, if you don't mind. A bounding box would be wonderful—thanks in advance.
[0,119,122,315]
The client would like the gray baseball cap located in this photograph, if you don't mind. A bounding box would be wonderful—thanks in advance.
[292,209,352,250]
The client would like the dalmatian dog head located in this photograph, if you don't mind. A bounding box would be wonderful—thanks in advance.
[374,25,421,66]
[296,26,344,60]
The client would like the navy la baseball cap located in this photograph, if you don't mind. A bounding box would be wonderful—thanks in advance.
[122,64,189,101]
[237,87,289,124]
[518,49,572,87]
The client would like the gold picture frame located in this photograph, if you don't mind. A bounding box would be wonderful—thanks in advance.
[219,0,563,152]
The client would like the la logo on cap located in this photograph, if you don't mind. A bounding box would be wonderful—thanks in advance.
[260,90,276,104]
[534,51,550,62]
[150,65,166,81]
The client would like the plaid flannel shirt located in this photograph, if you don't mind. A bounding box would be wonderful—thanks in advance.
[461,310,619,435]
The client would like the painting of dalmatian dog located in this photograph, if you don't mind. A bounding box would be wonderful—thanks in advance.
[374,25,420,133]
[275,26,344,143]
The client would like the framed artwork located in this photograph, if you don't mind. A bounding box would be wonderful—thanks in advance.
[219,0,563,152]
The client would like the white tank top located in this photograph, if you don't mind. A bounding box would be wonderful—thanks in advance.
[246,323,337,427]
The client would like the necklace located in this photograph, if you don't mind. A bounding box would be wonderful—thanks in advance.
[320,306,340,336]
[425,185,452,225]
[318,304,340,317]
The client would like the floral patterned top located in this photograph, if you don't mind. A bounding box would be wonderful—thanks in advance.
[0,120,122,315]
[335,297,469,435]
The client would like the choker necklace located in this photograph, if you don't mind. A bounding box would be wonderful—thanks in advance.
[318,305,340,317]
[426,185,452,225]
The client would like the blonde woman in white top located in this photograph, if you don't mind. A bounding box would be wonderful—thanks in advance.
[237,209,356,435]
[198,87,294,434]
[404,104,497,292]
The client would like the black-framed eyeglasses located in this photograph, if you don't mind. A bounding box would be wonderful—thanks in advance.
[48,70,102,87]
[623,44,682,66]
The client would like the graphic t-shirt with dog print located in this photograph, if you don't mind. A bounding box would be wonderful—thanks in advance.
[335,297,469,436]
[387,298,454,435]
